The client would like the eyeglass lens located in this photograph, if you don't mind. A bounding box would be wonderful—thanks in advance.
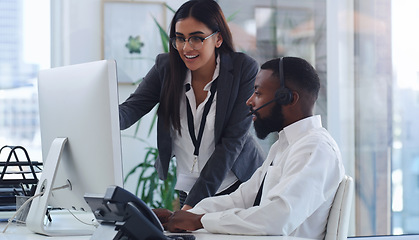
[172,36,204,50]
[171,31,218,50]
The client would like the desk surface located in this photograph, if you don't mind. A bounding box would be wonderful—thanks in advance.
[0,226,312,240]
[0,212,313,240]
[0,226,313,240]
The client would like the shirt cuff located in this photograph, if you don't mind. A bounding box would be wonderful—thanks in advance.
[200,212,224,234]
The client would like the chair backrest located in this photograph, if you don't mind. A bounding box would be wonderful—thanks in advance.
[324,175,354,240]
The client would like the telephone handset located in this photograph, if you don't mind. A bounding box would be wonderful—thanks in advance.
[85,185,195,240]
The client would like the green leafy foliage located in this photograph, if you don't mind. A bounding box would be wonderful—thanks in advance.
[124,146,178,210]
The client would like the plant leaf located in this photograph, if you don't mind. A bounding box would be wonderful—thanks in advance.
[227,10,240,22]
[164,3,176,13]
[152,16,169,53]
[148,107,158,137]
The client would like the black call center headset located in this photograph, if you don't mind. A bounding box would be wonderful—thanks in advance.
[248,57,293,116]
[275,57,293,105]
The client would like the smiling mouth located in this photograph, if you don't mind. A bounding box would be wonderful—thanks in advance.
[185,54,199,59]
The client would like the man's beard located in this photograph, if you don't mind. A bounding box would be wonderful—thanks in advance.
[253,103,284,139]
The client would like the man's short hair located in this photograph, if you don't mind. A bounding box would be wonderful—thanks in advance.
[260,57,320,102]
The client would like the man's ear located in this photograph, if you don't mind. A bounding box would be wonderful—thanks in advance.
[289,91,299,106]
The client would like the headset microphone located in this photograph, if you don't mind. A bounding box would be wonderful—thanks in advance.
[246,98,276,116]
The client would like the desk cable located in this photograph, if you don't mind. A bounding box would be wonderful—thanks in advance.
[1,183,98,233]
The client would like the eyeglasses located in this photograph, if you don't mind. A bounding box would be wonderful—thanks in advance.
[170,31,219,50]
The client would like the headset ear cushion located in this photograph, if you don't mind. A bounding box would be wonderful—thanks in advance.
[275,87,293,105]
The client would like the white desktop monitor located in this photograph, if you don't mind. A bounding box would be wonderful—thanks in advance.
[26,60,123,236]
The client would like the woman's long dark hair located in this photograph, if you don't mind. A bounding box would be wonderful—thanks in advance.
[159,0,235,133]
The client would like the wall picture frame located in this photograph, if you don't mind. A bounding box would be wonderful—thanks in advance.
[102,0,167,84]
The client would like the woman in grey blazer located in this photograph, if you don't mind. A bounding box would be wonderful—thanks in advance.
[119,0,264,210]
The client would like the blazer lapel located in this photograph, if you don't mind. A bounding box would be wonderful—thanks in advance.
[214,53,234,142]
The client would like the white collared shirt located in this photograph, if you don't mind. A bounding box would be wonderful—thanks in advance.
[171,55,238,193]
[190,115,345,239]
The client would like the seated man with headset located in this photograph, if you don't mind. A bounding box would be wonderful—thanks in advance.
[153,57,345,239]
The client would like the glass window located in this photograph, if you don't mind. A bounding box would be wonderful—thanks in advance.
[391,0,419,235]
[0,0,50,161]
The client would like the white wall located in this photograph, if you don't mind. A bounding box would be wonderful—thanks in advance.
[51,0,185,66]
[51,0,102,66]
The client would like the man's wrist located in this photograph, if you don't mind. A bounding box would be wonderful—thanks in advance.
[196,214,204,230]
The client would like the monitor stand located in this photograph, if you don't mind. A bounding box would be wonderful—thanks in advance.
[25,137,96,236]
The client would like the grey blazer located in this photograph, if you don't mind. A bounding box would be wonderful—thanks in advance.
[119,52,265,206]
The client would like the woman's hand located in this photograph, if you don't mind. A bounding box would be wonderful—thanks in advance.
[181,204,192,211]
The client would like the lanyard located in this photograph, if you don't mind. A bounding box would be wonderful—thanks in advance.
[185,78,218,173]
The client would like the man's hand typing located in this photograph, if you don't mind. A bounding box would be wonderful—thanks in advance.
[165,210,204,233]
